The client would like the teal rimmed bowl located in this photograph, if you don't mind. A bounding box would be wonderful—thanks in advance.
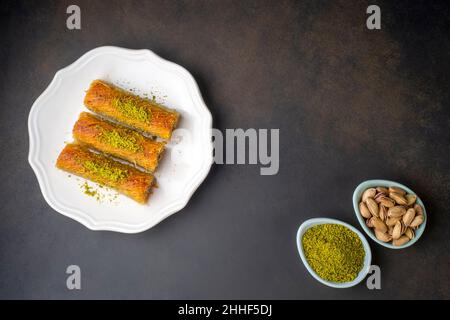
[296,218,372,288]
[353,179,427,249]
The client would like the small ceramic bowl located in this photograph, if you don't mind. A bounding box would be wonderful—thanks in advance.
[353,179,427,249]
[296,218,372,288]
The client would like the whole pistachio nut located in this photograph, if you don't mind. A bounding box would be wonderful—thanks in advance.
[402,208,416,226]
[401,221,407,234]
[393,235,410,246]
[386,216,401,227]
[375,229,392,242]
[388,226,394,236]
[406,194,417,206]
[389,186,406,196]
[372,217,388,233]
[374,192,385,203]
[366,198,379,217]
[392,221,402,240]
[376,186,389,195]
[405,228,415,240]
[388,206,406,218]
[414,203,424,216]
[362,188,377,202]
[359,202,372,219]
[389,192,408,205]
[379,204,388,221]
[380,196,395,208]
[410,215,424,228]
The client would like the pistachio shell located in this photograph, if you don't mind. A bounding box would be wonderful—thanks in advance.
[372,217,388,233]
[414,203,424,216]
[393,235,410,246]
[366,218,374,228]
[375,229,392,242]
[405,228,415,240]
[379,204,388,221]
[410,215,424,228]
[406,194,417,206]
[402,208,416,226]
[389,192,408,205]
[388,206,406,218]
[376,187,389,195]
[366,198,379,217]
[386,216,401,227]
[379,196,395,208]
[388,226,394,236]
[401,221,407,234]
[359,202,372,219]
[362,188,376,202]
[392,221,402,240]
[374,192,385,202]
[389,186,406,196]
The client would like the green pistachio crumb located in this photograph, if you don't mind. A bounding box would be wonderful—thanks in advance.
[111,95,151,123]
[83,160,128,182]
[98,127,142,152]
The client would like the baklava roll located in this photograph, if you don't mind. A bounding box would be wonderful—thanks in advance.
[56,143,155,204]
[73,112,164,172]
[83,80,179,139]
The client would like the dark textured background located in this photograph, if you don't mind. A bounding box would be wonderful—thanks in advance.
[0,0,449,299]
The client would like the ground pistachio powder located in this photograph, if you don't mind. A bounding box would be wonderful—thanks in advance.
[302,224,365,283]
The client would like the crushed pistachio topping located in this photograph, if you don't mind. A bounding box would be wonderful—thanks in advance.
[111,95,151,122]
[83,159,128,182]
[98,127,142,152]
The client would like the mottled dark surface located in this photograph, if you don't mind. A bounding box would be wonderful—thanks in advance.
[0,0,449,299]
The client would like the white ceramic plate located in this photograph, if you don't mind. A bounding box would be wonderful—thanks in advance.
[28,46,213,233]
[296,218,372,288]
